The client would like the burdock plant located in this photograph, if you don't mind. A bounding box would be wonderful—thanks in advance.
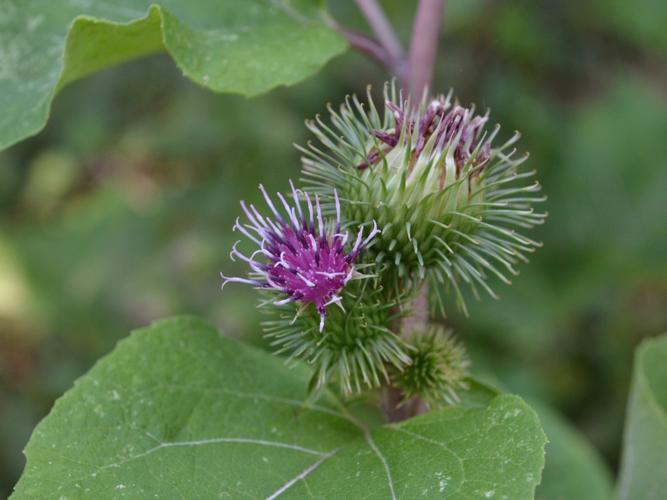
[207,0,546,425]
[222,84,545,413]
[14,1,655,498]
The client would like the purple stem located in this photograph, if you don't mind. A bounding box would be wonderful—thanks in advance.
[405,0,445,98]
[336,26,394,70]
[354,0,404,62]
[400,284,429,336]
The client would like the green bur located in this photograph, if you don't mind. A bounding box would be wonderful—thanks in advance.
[302,83,546,314]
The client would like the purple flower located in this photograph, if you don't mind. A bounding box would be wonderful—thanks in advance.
[364,96,491,176]
[221,181,379,331]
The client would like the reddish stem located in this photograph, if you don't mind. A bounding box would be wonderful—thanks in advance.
[405,0,445,98]
[354,0,404,62]
[336,26,394,69]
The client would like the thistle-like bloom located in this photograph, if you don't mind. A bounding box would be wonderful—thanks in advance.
[301,83,546,312]
[221,181,379,331]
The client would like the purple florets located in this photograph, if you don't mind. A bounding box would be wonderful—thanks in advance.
[221,181,378,331]
[360,95,491,176]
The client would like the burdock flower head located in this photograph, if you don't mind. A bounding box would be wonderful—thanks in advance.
[221,181,379,331]
[302,83,546,312]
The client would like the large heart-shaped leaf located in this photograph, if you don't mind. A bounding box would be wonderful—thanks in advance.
[0,0,346,150]
[12,316,546,498]
[618,334,667,500]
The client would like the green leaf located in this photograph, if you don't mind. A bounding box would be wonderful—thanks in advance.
[532,401,613,500]
[454,375,613,500]
[618,334,667,500]
[12,316,546,499]
[0,0,346,150]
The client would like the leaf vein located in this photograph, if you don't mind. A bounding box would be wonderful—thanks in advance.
[98,437,327,471]
[265,448,339,499]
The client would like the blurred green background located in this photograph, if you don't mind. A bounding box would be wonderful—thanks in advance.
[1,0,666,495]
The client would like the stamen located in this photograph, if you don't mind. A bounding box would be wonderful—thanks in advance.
[334,189,341,230]
[362,221,380,248]
[289,180,303,220]
[241,201,267,230]
[233,218,261,245]
[315,194,325,237]
[259,184,282,220]
[277,192,300,229]
[304,191,315,229]
[220,274,261,291]
[297,273,316,287]
[315,271,346,278]
[273,297,294,306]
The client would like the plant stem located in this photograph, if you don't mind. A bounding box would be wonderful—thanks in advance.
[382,0,444,423]
[354,0,404,62]
[383,284,430,422]
[382,282,430,422]
[400,284,429,336]
[381,385,428,422]
[335,26,394,69]
[405,0,445,98]
[334,0,445,422]
[398,0,446,377]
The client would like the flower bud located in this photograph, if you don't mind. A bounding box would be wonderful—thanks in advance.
[390,327,470,408]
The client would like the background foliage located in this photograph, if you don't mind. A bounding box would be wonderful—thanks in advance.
[1,0,666,496]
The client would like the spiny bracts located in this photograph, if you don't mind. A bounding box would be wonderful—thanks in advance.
[390,327,470,408]
[263,280,412,394]
[301,83,546,313]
